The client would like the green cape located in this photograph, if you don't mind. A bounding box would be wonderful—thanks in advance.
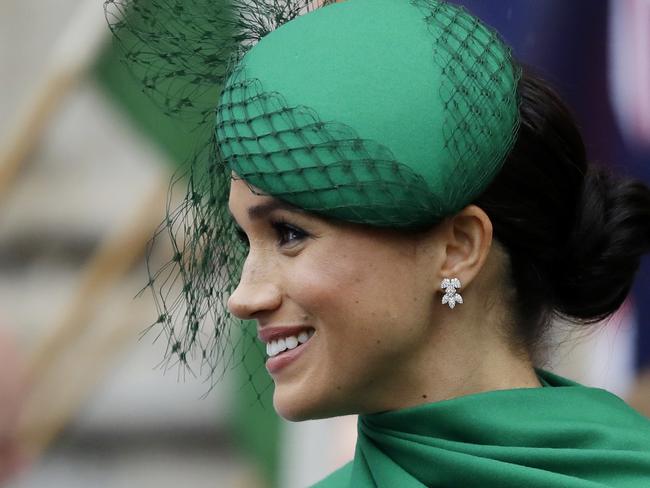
[313,369,650,487]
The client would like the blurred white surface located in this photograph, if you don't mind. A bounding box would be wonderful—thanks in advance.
[548,302,637,398]
[0,1,245,486]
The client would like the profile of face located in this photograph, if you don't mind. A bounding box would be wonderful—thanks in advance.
[227,177,495,421]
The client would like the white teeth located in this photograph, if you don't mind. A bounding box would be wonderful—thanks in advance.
[285,336,298,349]
[266,330,314,358]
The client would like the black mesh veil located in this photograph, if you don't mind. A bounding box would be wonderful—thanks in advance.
[104,0,520,393]
[104,0,339,393]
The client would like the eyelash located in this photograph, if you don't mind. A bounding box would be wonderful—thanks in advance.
[234,220,308,248]
[271,219,308,247]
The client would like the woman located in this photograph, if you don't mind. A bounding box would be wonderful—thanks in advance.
[106,0,650,485]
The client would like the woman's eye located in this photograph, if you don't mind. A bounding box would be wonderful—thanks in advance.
[272,221,307,247]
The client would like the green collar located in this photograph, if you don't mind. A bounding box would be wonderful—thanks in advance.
[314,369,650,487]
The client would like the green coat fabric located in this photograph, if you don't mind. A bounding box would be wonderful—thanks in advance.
[313,369,650,487]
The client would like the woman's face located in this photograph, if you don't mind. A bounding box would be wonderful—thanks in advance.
[227,178,445,420]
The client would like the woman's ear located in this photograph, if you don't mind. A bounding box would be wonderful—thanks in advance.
[437,205,493,288]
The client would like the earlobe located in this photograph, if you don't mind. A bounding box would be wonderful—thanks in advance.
[438,205,493,288]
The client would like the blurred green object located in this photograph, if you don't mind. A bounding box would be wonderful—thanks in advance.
[232,320,281,487]
[93,1,280,485]
[94,32,202,167]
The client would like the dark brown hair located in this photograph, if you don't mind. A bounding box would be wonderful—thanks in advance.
[474,67,650,361]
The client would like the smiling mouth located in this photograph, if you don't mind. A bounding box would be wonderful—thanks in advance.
[266,329,315,358]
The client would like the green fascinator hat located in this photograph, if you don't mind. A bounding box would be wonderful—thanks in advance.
[106,0,520,381]
[218,0,520,227]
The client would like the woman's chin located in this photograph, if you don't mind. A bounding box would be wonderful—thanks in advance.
[272,387,334,421]
[273,390,317,421]
[273,386,356,421]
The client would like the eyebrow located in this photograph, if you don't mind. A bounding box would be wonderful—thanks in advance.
[228,199,307,222]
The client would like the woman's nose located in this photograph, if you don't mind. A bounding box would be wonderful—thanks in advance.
[227,263,282,320]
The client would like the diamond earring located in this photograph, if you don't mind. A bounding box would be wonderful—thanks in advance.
[441,278,463,309]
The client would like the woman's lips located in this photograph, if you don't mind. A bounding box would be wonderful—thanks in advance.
[258,325,314,344]
[264,331,314,375]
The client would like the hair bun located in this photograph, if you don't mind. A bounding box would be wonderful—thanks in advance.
[553,164,650,321]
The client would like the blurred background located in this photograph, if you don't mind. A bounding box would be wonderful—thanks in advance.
[0,0,648,487]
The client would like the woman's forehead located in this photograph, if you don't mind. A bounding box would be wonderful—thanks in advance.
[229,176,276,205]
[229,178,273,216]
[229,177,308,220]
[228,175,430,250]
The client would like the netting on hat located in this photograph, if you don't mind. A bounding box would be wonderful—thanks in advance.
[216,65,442,228]
[139,140,247,385]
[104,0,335,121]
[105,0,521,390]
[215,0,521,228]
[105,0,336,393]
[414,0,521,208]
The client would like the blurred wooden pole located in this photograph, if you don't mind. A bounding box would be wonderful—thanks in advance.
[18,293,145,459]
[0,1,108,201]
[0,0,179,462]
[25,178,168,388]
[19,177,169,458]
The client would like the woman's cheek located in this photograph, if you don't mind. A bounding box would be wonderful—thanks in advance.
[290,254,363,307]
